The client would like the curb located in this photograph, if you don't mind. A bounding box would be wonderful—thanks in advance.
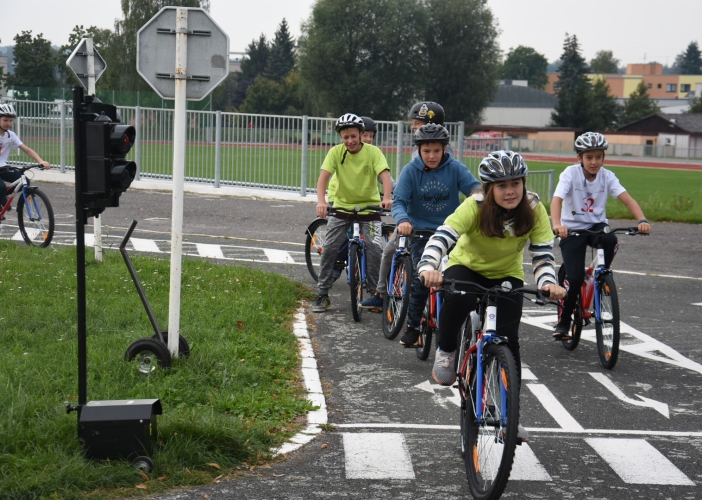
[272,307,327,456]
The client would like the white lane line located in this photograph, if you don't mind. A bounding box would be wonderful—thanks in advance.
[521,367,537,381]
[342,433,415,480]
[195,243,224,259]
[263,248,295,263]
[130,237,161,253]
[589,373,669,418]
[693,303,702,306]
[586,438,694,485]
[511,444,552,481]
[526,383,584,431]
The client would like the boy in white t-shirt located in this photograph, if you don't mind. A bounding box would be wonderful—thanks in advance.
[550,132,650,339]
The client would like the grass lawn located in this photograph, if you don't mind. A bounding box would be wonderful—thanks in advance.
[0,242,314,499]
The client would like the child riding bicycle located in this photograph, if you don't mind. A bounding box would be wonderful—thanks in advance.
[0,103,50,213]
[418,151,566,442]
[312,113,393,313]
[550,132,651,339]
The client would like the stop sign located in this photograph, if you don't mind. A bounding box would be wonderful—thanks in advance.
[137,7,230,101]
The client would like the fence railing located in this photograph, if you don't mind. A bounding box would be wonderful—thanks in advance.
[5,98,556,201]
[512,137,702,160]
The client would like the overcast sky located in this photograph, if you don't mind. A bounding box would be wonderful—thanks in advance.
[2,0,701,67]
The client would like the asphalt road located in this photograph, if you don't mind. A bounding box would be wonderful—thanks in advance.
[4,181,701,500]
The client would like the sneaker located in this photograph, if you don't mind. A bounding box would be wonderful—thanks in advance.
[333,268,342,281]
[399,327,420,347]
[432,348,457,386]
[360,293,383,311]
[312,294,331,313]
[499,424,530,445]
[553,320,571,340]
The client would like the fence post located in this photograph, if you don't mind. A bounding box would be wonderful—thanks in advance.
[507,136,513,151]
[135,106,142,181]
[214,110,222,188]
[548,169,555,200]
[396,120,404,178]
[457,121,465,162]
[60,102,66,173]
[301,115,309,197]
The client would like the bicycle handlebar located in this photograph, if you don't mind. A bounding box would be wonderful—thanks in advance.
[327,205,391,216]
[421,277,557,306]
[1,164,45,174]
[565,226,643,237]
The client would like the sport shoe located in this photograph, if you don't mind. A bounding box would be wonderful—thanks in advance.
[360,293,383,311]
[399,327,420,347]
[553,320,571,340]
[432,348,457,386]
[517,424,530,444]
[312,294,331,313]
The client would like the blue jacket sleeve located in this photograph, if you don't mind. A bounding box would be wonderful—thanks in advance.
[391,168,413,225]
[457,164,481,196]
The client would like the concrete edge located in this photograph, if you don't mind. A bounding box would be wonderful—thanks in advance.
[272,307,327,456]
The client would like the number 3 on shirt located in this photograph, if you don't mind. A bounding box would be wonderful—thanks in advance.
[581,197,595,213]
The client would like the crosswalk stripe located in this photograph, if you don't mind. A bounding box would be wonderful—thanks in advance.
[511,444,552,481]
[195,243,224,259]
[342,433,415,480]
[130,237,161,253]
[526,383,584,431]
[263,248,295,263]
[586,438,694,485]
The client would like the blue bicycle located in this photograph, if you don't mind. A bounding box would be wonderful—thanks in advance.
[382,233,413,339]
[328,206,389,322]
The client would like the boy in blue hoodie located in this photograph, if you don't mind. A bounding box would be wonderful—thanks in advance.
[393,124,480,347]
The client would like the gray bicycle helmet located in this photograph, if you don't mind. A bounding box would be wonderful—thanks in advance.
[478,150,528,183]
[335,113,365,133]
[360,116,376,134]
[0,103,17,118]
[414,123,450,145]
[574,132,609,154]
[407,101,445,125]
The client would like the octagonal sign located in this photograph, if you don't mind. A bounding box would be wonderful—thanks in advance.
[137,7,229,101]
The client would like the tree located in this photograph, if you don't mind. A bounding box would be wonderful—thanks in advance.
[500,46,548,90]
[57,25,113,88]
[551,34,593,129]
[422,0,501,122]
[589,50,620,74]
[101,0,208,91]
[679,41,702,75]
[621,81,660,125]
[240,35,271,81]
[264,19,296,82]
[685,95,702,114]
[5,31,57,91]
[299,0,425,119]
[589,77,622,130]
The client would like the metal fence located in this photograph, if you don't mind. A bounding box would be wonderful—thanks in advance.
[512,137,702,160]
[5,98,555,201]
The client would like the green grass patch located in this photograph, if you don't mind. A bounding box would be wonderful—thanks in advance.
[0,242,314,499]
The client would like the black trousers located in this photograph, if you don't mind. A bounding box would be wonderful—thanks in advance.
[0,167,21,206]
[438,265,524,380]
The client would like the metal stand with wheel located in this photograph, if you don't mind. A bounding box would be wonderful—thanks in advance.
[120,220,190,373]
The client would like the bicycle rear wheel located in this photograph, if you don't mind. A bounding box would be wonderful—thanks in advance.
[464,343,519,500]
[382,254,412,340]
[304,218,330,282]
[558,265,582,351]
[416,300,433,360]
[595,273,620,369]
[458,316,475,458]
[349,243,363,322]
[17,188,54,247]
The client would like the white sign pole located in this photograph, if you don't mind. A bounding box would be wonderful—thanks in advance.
[84,38,104,263]
[167,8,188,356]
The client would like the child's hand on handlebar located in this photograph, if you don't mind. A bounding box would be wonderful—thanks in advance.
[552,224,567,239]
[316,203,329,219]
[397,221,413,235]
[419,270,442,288]
[542,283,566,300]
[39,161,50,169]
[380,199,393,209]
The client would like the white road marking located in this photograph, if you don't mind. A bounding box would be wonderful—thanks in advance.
[586,438,694,485]
[130,237,161,253]
[195,243,224,259]
[589,372,669,418]
[521,367,537,380]
[511,444,552,481]
[342,433,415,480]
[693,303,702,306]
[263,248,295,263]
[526,383,584,431]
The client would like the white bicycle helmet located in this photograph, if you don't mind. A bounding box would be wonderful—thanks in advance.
[0,103,17,118]
[335,113,365,133]
[478,150,528,184]
[574,132,608,154]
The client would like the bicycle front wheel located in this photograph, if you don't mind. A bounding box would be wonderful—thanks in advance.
[558,265,582,351]
[595,273,620,369]
[349,243,363,322]
[458,316,475,458]
[17,188,54,247]
[382,254,412,339]
[304,218,329,282]
[464,343,520,500]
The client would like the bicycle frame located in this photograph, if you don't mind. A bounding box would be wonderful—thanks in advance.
[347,221,368,287]
[1,170,44,222]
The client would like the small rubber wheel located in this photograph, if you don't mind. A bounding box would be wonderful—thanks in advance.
[125,338,172,374]
[132,455,154,473]
[153,331,190,357]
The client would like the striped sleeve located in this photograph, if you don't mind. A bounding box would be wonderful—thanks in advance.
[417,224,460,274]
[529,239,557,289]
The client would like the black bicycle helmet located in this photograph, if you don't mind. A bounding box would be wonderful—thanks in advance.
[360,116,376,134]
[413,123,450,145]
[0,103,17,118]
[478,151,529,183]
[574,132,609,154]
[407,101,445,125]
[335,113,365,134]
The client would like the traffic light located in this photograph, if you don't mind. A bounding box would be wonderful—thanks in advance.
[83,107,136,215]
